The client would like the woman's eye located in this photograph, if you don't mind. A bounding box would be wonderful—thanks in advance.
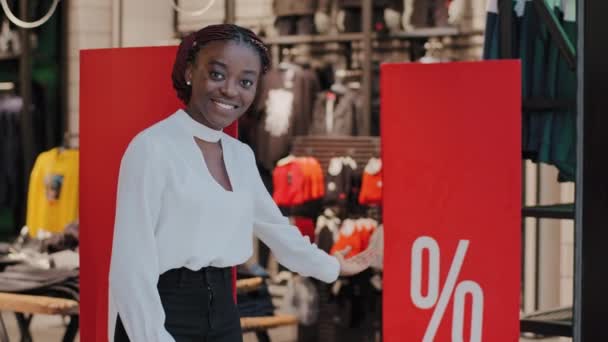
[209,71,224,80]
[241,79,254,88]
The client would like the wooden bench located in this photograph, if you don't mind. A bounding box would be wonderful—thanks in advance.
[0,292,79,342]
[241,314,298,333]
[236,277,263,294]
[0,280,293,341]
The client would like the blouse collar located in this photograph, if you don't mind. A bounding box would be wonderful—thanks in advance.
[176,109,223,143]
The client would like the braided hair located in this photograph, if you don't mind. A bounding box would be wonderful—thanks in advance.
[172,24,271,105]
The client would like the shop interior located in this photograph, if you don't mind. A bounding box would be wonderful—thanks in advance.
[0,0,606,341]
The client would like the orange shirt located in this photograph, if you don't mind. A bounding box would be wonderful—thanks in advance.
[305,157,324,200]
[330,219,362,258]
[272,161,305,206]
[299,158,313,201]
[359,158,383,205]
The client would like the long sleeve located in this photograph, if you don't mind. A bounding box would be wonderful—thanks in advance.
[246,147,340,283]
[109,136,175,342]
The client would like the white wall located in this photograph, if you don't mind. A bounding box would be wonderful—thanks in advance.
[177,0,273,34]
[121,0,175,47]
[67,0,114,146]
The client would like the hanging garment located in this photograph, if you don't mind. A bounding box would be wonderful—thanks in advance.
[546,0,576,182]
[265,88,294,138]
[358,158,383,205]
[357,218,377,250]
[330,219,362,258]
[275,15,316,35]
[272,0,317,36]
[273,156,325,207]
[410,0,450,28]
[255,68,296,172]
[339,7,389,33]
[329,218,377,259]
[26,148,79,237]
[305,157,325,200]
[0,97,23,210]
[368,224,384,270]
[253,67,321,172]
[483,0,576,182]
[311,90,363,136]
[324,156,357,206]
[273,158,306,206]
[315,210,341,253]
[273,0,322,16]
[294,216,315,241]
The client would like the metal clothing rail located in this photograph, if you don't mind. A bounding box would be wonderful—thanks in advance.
[532,0,576,70]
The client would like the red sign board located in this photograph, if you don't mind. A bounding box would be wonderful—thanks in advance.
[80,46,237,342]
[381,61,521,342]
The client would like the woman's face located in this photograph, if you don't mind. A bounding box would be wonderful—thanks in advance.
[185,40,262,130]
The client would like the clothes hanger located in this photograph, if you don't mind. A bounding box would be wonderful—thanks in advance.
[276,154,296,167]
[329,76,347,95]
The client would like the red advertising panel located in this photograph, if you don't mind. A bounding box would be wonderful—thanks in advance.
[80,46,237,341]
[381,61,521,342]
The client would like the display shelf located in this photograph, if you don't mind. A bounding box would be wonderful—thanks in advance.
[264,33,364,45]
[522,203,575,220]
[263,28,483,45]
[520,306,573,337]
[291,135,380,171]
[0,52,20,61]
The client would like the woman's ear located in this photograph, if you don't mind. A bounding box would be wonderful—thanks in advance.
[184,64,193,85]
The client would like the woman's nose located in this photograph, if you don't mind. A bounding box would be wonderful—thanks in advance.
[220,80,238,98]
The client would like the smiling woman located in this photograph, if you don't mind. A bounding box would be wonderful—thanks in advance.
[185,40,259,131]
[108,24,375,342]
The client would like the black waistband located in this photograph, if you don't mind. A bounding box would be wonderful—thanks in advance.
[158,266,232,289]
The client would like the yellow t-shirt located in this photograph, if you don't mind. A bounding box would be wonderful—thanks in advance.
[26,148,79,237]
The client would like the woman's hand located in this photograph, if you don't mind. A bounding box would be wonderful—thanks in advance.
[335,245,377,277]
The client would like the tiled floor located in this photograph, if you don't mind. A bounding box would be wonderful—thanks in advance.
[0,312,569,342]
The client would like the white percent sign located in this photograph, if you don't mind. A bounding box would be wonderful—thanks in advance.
[410,236,484,342]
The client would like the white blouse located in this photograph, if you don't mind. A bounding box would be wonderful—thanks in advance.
[108,109,340,342]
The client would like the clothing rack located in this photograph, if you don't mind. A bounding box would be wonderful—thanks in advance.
[495,0,608,340]
[496,0,577,336]
[0,0,68,231]
[264,16,483,135]
[290,136,380,172]
[176,0,483,137]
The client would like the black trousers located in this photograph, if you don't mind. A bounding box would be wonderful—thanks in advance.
[114,267,243,342]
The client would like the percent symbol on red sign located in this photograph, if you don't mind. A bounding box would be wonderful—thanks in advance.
[410,236,484,342]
